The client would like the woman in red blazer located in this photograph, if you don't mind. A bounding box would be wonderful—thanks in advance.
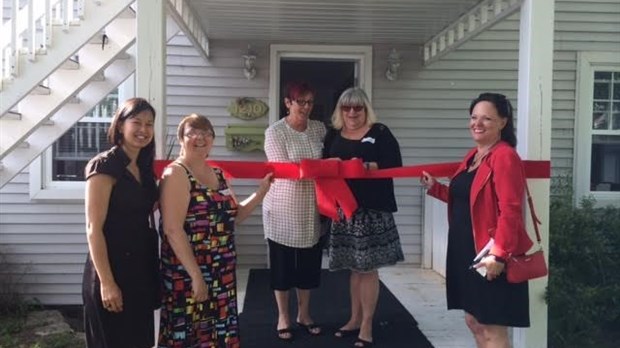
[421,93,533,347]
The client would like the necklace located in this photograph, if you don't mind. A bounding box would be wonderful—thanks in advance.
[470,140,500,168]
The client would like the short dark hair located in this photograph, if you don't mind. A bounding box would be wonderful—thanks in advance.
[469,93,517,147]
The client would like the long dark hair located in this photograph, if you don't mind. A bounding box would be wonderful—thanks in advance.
[107,97,157,186]
[469,93,517,147]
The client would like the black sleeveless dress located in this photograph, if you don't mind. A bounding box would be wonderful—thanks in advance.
[445,167,530,327]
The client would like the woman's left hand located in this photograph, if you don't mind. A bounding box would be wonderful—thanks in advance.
[476,255,505,281]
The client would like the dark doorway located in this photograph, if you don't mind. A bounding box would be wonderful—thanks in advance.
[279,60,356,127]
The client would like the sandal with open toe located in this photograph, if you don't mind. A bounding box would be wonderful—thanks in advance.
[353,338,374,347]
[296,322,322,336]
[276,327,294,341]
[335,328,360,338]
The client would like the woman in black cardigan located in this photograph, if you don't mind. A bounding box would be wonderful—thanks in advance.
[323,87,404,348]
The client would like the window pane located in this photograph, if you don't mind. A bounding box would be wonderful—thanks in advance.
[594,82,610,99]
[52,122,110,181]
[590,135,620,192]
[595,71,612,80]
[613,102,620,112]
[593,101,609,112]
[613,113,620,130]
[593,112,609,130]
[614,72,620,80]
[613,83,620,100]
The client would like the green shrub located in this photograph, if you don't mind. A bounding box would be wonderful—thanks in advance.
[547,186,620,348]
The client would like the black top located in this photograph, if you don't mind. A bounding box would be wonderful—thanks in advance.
[324,123,402,212]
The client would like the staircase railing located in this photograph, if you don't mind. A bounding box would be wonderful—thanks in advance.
[1,0,88,90]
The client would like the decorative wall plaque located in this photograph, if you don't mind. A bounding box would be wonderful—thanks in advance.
[227,97,269,120]
[224,124,266,152]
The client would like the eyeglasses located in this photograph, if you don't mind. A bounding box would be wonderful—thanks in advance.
[340,105,365,113]
[294,99,314,107]
[184,130,214,139]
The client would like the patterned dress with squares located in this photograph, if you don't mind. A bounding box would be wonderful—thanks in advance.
[158,164,240,348]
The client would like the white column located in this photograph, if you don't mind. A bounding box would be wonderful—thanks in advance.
[136,0,166,159]
[515,1,554,347]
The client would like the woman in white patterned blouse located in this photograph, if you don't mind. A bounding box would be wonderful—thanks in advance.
[262,81,326,341]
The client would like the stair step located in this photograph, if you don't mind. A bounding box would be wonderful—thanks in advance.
[31,85,51,95]
[89,30,107,45]
[61,57,80,70]
[92,71,105,81]
[3,111,22,121]
[68,95,80,104]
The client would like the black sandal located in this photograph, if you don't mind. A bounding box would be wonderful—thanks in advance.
[353,338,374,347]
[334,328,360,338]
[276,327,294,341]
[296,322,322,336]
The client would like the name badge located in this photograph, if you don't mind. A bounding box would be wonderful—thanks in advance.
[219,188,232,196]
[361,137,375,144]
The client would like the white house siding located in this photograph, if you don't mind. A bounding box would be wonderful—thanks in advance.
[1,0,619,305]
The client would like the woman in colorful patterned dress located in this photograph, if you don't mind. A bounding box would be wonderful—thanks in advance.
[157,114,273,348]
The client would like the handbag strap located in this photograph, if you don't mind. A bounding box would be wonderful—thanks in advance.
[523,179,542,244]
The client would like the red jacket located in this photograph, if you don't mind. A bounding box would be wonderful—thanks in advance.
[427,141,533,259]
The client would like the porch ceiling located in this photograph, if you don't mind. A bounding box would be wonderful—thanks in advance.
[187,0,481,44]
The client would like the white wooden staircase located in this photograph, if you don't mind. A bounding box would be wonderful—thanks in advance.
[0,0,210,188]
[0,0,136,187]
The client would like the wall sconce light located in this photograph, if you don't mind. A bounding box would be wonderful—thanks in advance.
[243,45,257,80]
[385,48,401,81]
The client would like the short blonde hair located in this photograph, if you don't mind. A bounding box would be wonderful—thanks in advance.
[331,87,377,130]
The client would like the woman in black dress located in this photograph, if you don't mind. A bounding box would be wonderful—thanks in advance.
[82,98,160,348]
[421,93,532,347]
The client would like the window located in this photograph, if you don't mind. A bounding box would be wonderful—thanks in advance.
[52,89,118,181]
[29,77,133,200]
[575,53,620,206]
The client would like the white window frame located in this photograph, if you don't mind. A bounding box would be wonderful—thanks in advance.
[574,52,620,207]
[29,77,135,201]
[268,44,373,125]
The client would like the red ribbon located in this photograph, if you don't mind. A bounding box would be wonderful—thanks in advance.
[154,159,550,220]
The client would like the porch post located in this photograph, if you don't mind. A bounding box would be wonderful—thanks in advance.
[515,0,554,347]
[136,0,166,159]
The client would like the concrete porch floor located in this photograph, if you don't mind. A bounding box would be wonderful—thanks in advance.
[236,265,477,348]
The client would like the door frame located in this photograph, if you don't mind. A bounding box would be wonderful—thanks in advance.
[268,44,373,124]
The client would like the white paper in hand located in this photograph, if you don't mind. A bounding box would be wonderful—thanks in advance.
[471,239,495,277]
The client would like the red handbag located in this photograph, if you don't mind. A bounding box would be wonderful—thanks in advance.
[505,183,548,284]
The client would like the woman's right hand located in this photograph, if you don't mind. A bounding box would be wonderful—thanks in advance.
[191,276,209,302]
[420,171,436,190]
[100,281,123,312]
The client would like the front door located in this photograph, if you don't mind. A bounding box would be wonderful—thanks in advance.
[279,59,356,128]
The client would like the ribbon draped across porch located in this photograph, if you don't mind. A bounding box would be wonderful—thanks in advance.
[154,159,550,221]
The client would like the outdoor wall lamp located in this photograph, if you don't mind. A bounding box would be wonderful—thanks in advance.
[243,45,257,80]
[385,48,401,81]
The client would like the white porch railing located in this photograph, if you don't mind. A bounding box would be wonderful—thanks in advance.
[422,0,523,65]
[166,0,210,61]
